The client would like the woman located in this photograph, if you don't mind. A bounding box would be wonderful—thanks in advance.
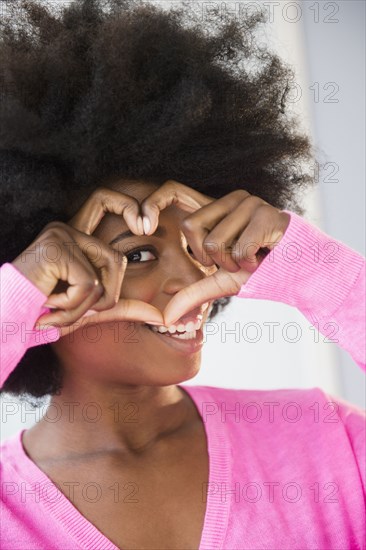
[0,1,365,549]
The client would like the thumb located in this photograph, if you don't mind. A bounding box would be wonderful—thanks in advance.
[163,268,250,326]
[81,299,164,325]
[57,300,164,338]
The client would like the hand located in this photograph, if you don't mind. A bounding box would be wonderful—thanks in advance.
[12,187,164,337]
[140,180,291,325]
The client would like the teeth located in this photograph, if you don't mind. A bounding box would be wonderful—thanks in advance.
[149,326,197,340]
[147,317,203,334]
[171,330,197,340]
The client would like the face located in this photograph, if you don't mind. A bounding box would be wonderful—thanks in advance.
[51,179,217,389]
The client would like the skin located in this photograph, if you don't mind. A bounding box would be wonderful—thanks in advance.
[19,178,290,547]
[23,179,217,458]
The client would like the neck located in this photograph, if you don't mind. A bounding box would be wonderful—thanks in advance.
[26,381,197,459]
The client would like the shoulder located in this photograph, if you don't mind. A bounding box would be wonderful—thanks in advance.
[183,383,332,406]
[0,429,24,467]
[182,384,365,429]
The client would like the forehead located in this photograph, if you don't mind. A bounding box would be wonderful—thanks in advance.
[108,178,184,219]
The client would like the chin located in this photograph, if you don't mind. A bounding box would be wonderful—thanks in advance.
[158,367,201,387]
[147,359,202,387]
[106,356,201,387]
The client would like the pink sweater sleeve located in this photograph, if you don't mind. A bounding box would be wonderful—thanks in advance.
[0,263,60,387]
[237,209,366,371]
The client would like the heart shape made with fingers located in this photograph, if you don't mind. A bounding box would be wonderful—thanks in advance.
[71,261,252,336]
[136,180,288,326]
[41,179,289,337]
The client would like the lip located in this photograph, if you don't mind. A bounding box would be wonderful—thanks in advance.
[143,324,205,354]
[167,302,209,328]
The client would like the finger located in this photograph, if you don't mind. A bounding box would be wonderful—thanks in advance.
[44,279,102,309]
[140,180,214,235]
[57,299,165,337]
[41,240,104,311]
[163,268,250,326]
[71,230,127,312]
[88,253,126,311]
[34,283,103,330]
[231,209,280,270]
[200,202,259,272]
[68,187,143,236]
[45,231,127,313]
[180,203,228,268]
[180,190,251,270]
[233,229,262,271]
[81,299,164,325]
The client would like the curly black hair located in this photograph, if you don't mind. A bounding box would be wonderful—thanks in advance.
[0,0,315,400]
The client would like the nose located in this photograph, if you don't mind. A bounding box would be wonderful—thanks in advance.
[161,247,209,297]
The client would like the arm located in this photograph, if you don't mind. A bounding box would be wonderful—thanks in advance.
[0,263,60,387]
[237,210,366,371]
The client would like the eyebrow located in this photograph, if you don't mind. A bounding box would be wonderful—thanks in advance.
[109,226,167,245]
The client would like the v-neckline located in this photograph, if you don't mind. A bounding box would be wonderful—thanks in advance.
[14,384,231,550]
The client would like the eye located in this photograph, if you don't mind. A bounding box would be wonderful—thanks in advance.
[125,246,157,264]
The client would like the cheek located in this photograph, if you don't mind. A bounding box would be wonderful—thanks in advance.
[119,270,160,303]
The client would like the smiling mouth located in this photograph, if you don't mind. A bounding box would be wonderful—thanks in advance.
[140,301,212,353]
[144,324,199,340]
[143,322,205,354]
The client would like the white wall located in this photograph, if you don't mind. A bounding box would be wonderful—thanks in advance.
[181,0,365,410]
[1,0,364,443]
[301,0,365,408]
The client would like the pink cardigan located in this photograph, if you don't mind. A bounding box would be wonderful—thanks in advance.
[1,210,365,549]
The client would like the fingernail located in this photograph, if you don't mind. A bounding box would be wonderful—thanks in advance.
[143,216,151,235]
[137,216,144,235]
[146,320,163,326]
